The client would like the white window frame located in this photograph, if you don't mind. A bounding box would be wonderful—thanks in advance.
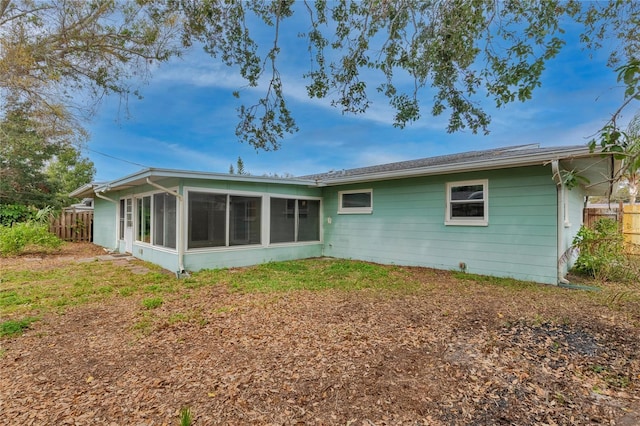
[338,189,373,214]
[445,179,488,226]
[269,196,322,244]
[131,188,179,252]
[185,187,265,251]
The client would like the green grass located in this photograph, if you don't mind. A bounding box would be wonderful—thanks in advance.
[142,297,163,310]
[0,317,38,337]
[196,259,415,293]
[0,261,177,316]
[3,256,638,331]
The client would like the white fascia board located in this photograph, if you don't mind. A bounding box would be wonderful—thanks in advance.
[319,147,601,186]
[69,182,108,198]
[96,168,318,194]
[69,183,95,198]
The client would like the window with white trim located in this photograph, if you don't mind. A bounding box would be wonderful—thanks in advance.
[338,189,372,214]
[135,193,177,248]
[445,179,488,226]
[188,192,262,249]
[153,193,177,249]
[136,196,151,242]
[270,198,320,243]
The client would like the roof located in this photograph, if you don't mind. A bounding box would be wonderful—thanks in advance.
[69,168,316,198]
[300,144,607,185]
[71,144,615,198]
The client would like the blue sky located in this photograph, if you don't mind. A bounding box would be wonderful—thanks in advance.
[86,15,628,182]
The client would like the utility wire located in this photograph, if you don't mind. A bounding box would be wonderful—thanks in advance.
[86,148,150,168]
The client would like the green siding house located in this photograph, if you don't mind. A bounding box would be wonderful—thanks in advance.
[72,145,616,285]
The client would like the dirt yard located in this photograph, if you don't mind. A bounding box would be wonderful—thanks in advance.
[1,244,639,425]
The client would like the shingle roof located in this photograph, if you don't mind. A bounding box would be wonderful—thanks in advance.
[299,144,591,184]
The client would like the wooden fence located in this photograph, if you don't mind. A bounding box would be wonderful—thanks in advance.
[623,205,640,254]
[583,203,623,229]
[583,203,640,254]
[49,210,93,242]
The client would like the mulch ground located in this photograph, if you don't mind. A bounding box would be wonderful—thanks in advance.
[1,244,639,425]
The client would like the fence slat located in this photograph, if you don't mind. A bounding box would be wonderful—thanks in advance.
[623,205,640,254]
[583,204,623,229]
[49,210,93,242]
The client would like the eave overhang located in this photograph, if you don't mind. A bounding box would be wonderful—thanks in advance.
[314,146,613,187]
[92,168,318,194]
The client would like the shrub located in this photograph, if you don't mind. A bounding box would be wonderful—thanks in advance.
[0,221,62,256]
[571,218,633,281]
[0,204,38,226]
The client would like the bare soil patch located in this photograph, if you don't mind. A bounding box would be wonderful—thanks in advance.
[0,242,105,272]
[1,245,639,425]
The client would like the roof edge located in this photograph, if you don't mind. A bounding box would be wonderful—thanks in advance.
[316,146,604,186]
[92,168,318,194]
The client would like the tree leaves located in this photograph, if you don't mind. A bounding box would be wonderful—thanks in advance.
[1,1,638,151]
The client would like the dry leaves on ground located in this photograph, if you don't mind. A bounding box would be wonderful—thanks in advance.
[1,244,639,425]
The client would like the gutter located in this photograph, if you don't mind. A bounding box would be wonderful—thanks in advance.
[94,191,116,203]
[146,178,187,277]
[551,160,570,285]
[318,148,595,186]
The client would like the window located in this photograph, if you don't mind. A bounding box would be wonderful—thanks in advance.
[188,192,261,249]
[229,195,261,246]
[338,189,372,214]
[445,179,488,226]
[126,199,133,228]
[153,193,177,249]
[137,196,151,242]
[119,199,125,240]
[119,198,135,240]
[270,198,320,243]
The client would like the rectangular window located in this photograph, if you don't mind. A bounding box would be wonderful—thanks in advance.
[189,192,227,248]
[297,199,320,241]
[153,193,177,249]
[270,198,295,243]
[137,196,151,242]
[270,198,320,243]
[119,199,125,240]
[445,179,488,226]
[188,192,262,249]
[230,195,261,246]
[126,199,133,228]
[338,189,372,214]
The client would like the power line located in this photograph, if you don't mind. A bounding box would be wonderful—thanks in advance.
[86,148,150,168]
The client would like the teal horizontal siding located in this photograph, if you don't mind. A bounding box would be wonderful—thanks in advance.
[185,244,323,271]
[92,177,324,272]
[322,166,560,284]
[93,198,118,250]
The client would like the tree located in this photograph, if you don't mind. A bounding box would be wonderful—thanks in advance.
[0,0,179,154]
[616,112,640,205]
[1,0,638,154]
[228,157,248,175]
[46,145,96,208]
[0,103,94,209]
[166,0,639,150]
[0,105,59,207]
[236,157,246,175]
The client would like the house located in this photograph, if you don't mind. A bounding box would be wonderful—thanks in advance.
[63,197,95,212]
[70,144,616,285]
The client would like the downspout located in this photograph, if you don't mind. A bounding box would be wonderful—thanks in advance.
[551,160,570,285]
[94,191,118,252]
[94,191,117,203]
[146,178,186,276]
